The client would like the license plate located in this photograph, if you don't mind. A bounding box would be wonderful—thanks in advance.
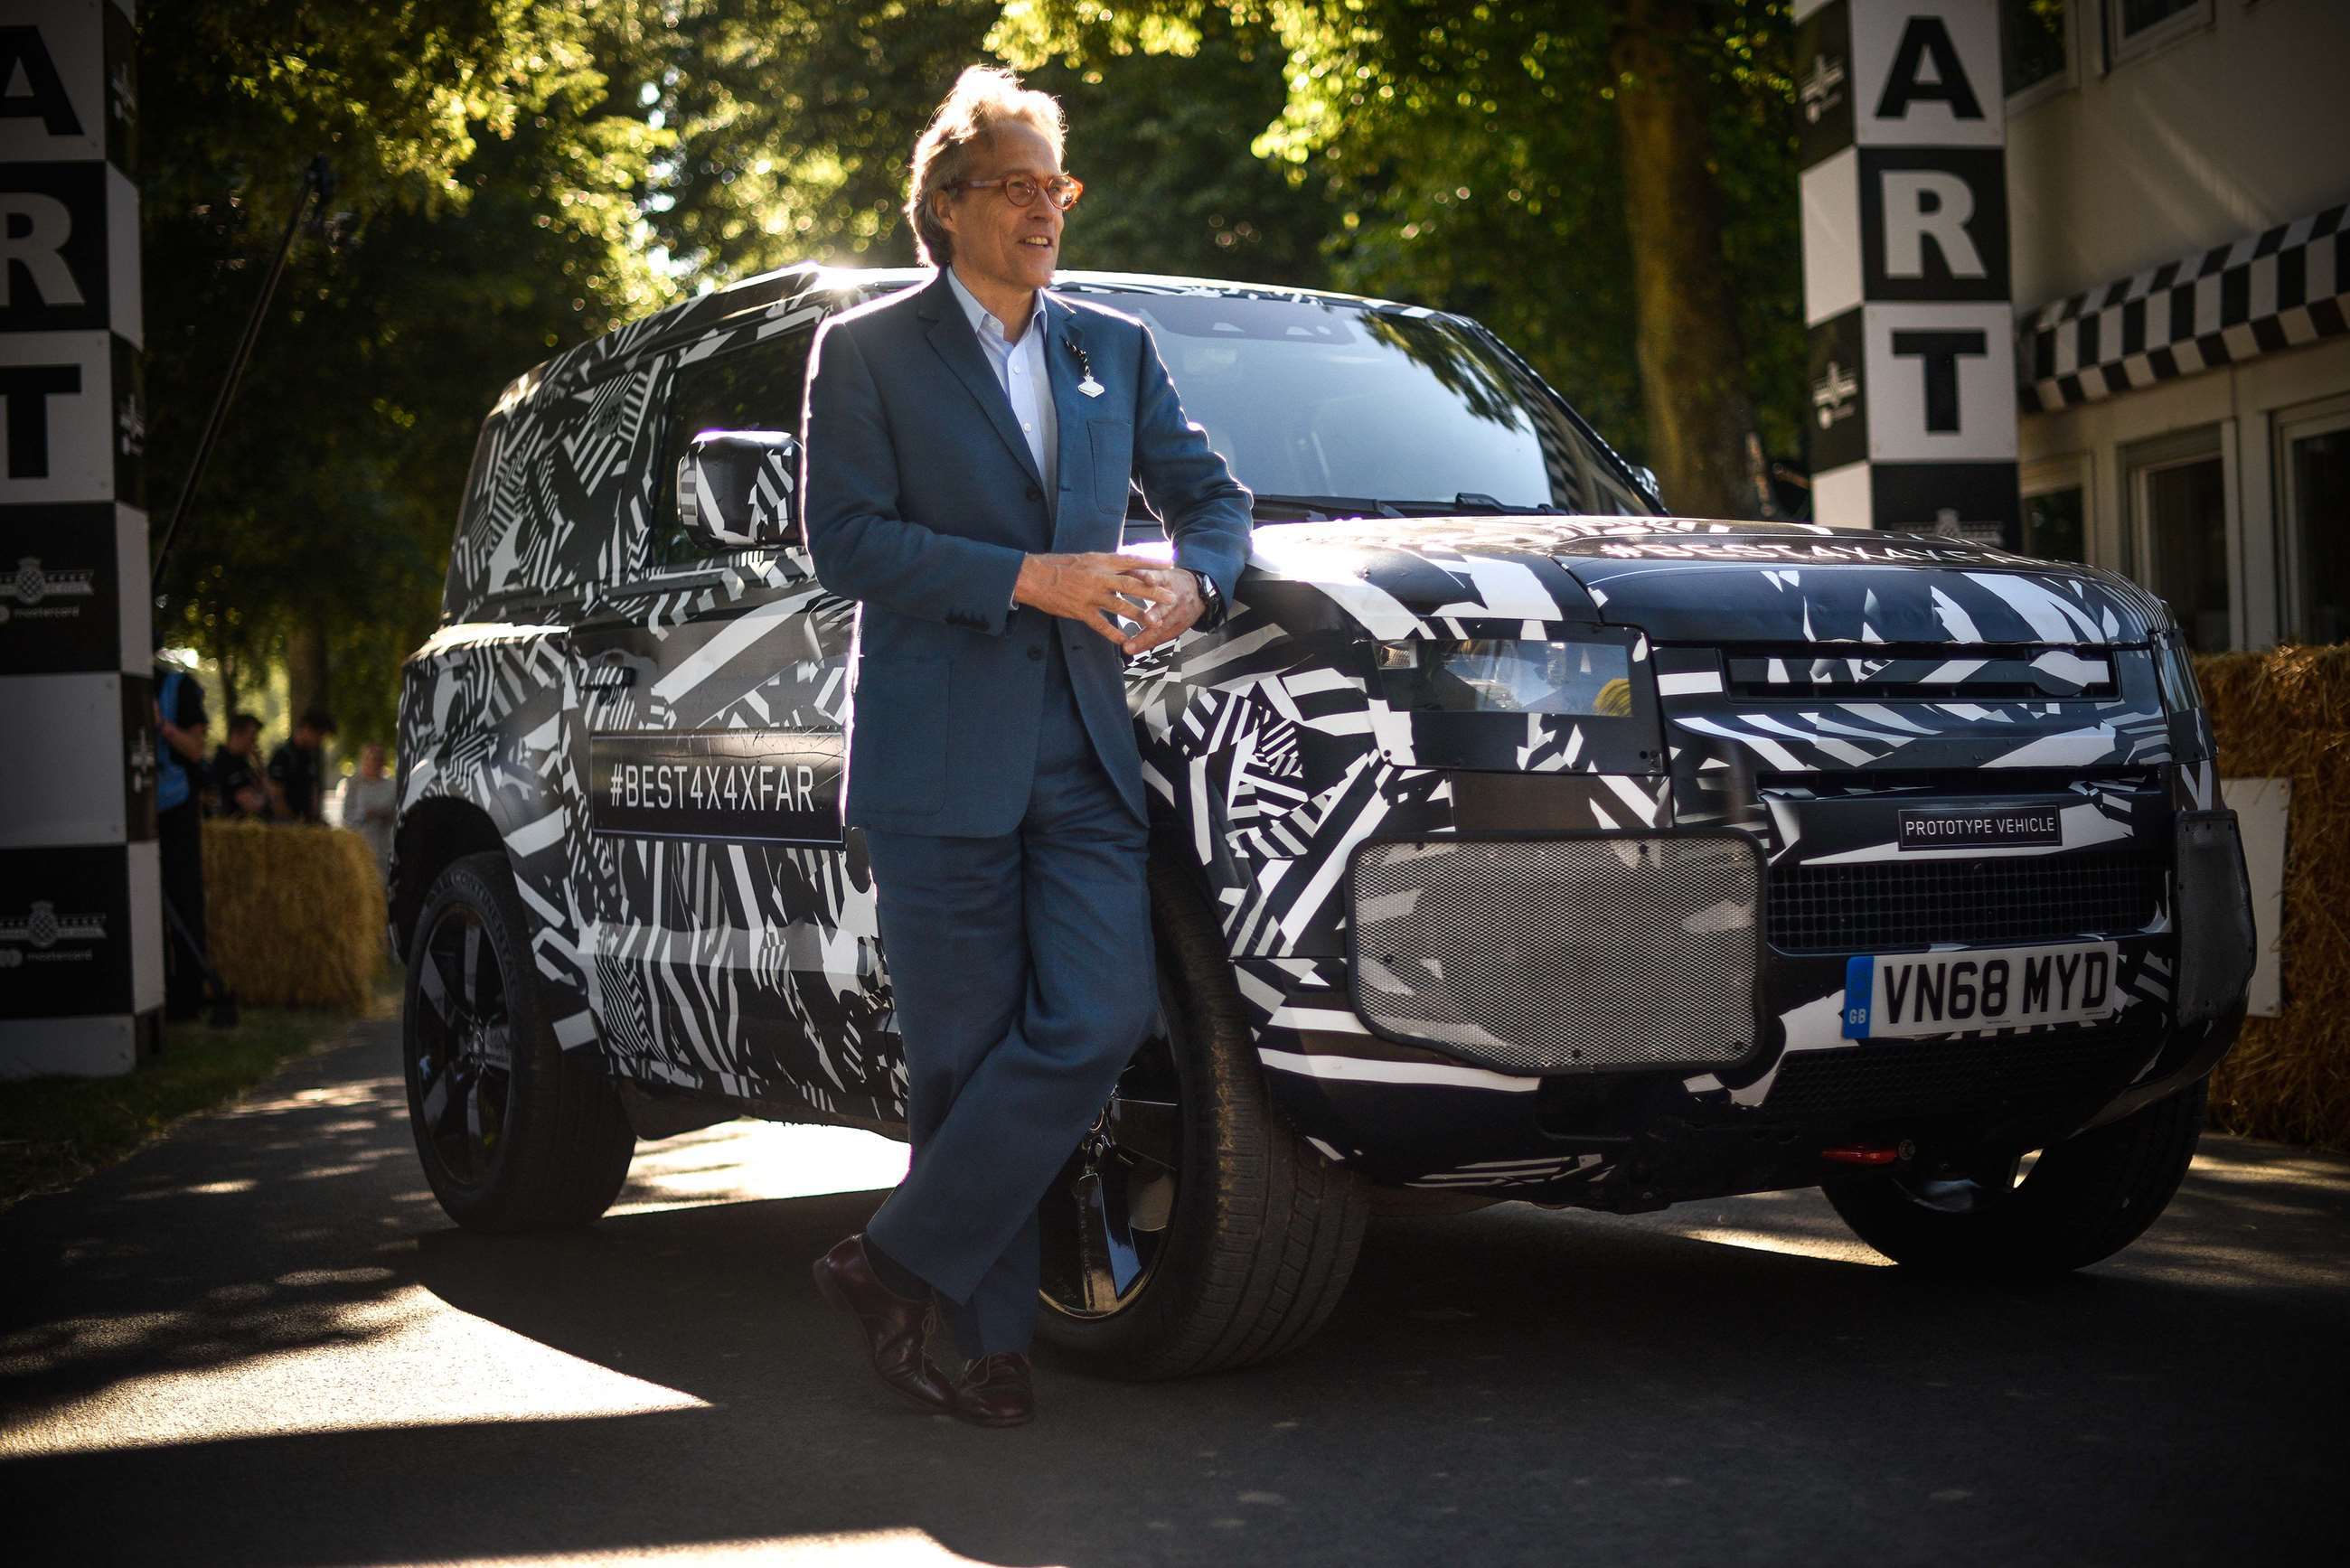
[1841,942,2120,1039]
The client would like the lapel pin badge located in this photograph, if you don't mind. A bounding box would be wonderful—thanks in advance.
[1067,333,1105,398]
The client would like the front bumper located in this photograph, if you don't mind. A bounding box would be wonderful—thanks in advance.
[1237,784,2253,1207]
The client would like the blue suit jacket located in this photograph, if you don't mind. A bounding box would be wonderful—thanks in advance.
[802,270,1252,838]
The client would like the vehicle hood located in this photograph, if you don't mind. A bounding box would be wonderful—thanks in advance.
[1237,516,2164,646]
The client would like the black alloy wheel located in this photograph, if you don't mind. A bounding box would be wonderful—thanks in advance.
[1038,999,1186,1318]
[411,905,516,1191]
[402,851,635,1231]
[1032,862,1371,1380]
[1873,1146,2030,1217]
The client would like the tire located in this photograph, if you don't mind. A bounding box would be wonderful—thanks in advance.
[1824,1077,2206,1276]
[1033,860,1373,1379]
[402,850,635,1231]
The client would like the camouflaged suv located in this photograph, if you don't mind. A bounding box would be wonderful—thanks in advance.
[392,265,2256,1378]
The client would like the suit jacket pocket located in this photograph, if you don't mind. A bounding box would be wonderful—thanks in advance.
[1087,418,1133,516]
[849,655,947,815]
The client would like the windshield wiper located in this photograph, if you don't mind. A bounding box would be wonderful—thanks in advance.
[1247,493,1406,520]
[1448,492,1567,516]
[1246,492,1567,521]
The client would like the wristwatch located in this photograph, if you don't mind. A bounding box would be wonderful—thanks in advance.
[1187,568,1225,631]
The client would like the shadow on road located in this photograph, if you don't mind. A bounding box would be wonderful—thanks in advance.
[1,1021,2344,1565]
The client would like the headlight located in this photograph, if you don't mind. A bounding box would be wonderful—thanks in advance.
[1374,637,1638,717]
[2152,629,2204,715]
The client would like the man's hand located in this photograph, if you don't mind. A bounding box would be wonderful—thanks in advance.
[1013,552,1177,645]
[1117,568,1205,657]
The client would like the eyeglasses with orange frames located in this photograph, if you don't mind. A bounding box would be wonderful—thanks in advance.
[951,174,1084,211]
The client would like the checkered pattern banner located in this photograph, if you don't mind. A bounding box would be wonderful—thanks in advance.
[2022,202,2350,413]
[2,0,158,1078]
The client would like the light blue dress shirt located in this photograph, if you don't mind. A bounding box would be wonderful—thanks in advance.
[945,266,1058,511]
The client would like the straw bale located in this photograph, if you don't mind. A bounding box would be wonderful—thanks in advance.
[2196,647,2350,1151]
[201,821,384,1010]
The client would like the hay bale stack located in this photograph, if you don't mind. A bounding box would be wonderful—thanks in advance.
[201,820,384,1010]
[2196,646,2350,1151]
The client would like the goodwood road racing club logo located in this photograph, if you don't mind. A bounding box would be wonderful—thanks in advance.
[127,728,157,796]
[1800,52,1847,125]
[1932,508,2008,547]
[1813,360,1858,429]
[0,901,108,970]
[0,556,98,626]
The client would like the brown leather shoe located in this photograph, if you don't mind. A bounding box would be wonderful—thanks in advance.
[951,1351,1035,1427]
[811,1234,954,1413]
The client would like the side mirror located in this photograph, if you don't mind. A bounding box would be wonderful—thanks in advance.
[676,429,801,551]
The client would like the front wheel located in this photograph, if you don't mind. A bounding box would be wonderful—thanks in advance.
[402,851,636,1231]
[1034,862,1372,1379]
[1825,1077,2206,1276]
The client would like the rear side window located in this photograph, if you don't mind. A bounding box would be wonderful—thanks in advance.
[652,331,815,565]
[443,357,662,619]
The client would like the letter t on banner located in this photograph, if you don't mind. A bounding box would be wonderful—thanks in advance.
[1795,0,2019,545]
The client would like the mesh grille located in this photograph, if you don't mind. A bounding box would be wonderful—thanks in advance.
[1762,1028,2153,1122]
[1765,854,2164,953]
[1350,837,1759,1073]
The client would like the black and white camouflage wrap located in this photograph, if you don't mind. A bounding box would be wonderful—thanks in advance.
[399,266,2241,1208]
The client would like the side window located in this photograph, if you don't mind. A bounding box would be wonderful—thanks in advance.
[652,330,815,566]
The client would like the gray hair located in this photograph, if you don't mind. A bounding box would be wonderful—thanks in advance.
[905,65,1066,268]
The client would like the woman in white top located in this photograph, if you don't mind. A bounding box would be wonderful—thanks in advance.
[334,742,398,882]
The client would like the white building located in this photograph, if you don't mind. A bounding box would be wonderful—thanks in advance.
[2006,0,2350,651]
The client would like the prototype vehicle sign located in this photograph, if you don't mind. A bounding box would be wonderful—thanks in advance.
[1841,941,2120,1039]
[1895,805,2062,850]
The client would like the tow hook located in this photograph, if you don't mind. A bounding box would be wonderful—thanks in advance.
[1822,1140,1917,1167]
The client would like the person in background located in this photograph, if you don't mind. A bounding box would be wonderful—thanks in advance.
[209,713,268,819]
[153,661,211,1022]
[334,742,397,881]
[267,709,336,824]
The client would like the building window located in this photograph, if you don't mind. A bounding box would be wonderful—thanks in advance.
[2021,454,2091,563]
[2004,1,2073,106]
[2106,0,2212,68]
[2026,485,2087,562]
[2280,397,2350,644]
[2129,428,2232,652]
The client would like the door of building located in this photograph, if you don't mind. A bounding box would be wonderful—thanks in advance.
[2280,397,2350,645]
[2128,427,2232,652]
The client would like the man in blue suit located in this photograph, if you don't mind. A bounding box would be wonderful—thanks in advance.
[802,65,1251,1427]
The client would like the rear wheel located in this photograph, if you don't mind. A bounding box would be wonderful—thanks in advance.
[403,851,635,1231]
[1034,862,1372,1379]
[1824,1078,2206,1276]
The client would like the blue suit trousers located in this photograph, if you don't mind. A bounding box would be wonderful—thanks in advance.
[860,634,1158,1357]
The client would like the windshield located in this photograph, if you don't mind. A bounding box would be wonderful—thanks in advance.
[1103,291,1651,517]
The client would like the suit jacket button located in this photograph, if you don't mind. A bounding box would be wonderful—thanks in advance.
[1028,645,1043,662]
[1025,484,1042,502]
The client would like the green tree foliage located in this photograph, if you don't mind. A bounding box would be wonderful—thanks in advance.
[146,0,1807,751]
[640,1,1000,277]
[637,0,1328,284]
[144,2,671,746]
[992,0,1805,513]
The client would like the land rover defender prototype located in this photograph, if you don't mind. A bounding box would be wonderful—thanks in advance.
[393,267,2255,1378]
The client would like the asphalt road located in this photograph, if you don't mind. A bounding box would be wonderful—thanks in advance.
[2,1019,2344,1567]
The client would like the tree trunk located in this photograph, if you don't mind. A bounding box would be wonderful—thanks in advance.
[217,649,240,729]
[1611,0,1761,521]
[286,616,331,768]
